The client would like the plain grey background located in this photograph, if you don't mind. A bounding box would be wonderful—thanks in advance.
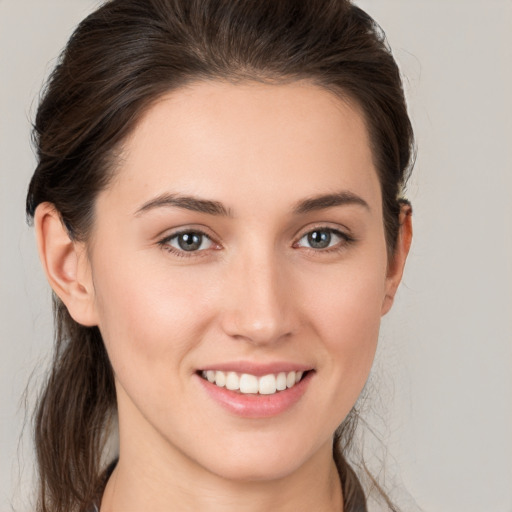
[1,1,511,511]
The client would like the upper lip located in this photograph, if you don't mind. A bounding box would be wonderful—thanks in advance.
[198,361,314,376]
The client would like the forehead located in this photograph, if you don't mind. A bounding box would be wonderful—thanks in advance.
[100,80,381,216]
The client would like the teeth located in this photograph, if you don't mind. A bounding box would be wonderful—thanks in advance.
[215,370,226,387]
[201,370,306,395]
[276,372,287,391]
[225,372,239,391]
[259,374,277,395]
[239,373,259,394]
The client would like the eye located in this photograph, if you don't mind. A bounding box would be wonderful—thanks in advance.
[296,228,348,250]
[162,231,214,253]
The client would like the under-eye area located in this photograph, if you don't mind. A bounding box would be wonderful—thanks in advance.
[198,370,313,395]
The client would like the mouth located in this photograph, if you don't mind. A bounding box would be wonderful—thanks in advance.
[198,369,310,396]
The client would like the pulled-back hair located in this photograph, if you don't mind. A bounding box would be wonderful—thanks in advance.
[26,1,414,511]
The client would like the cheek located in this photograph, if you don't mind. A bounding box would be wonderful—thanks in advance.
[306,252,386,335]
[302,255,387,404]
[90,249,209,378]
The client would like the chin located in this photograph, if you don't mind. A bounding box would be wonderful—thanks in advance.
[206,458,302,483]
[194,433,326,484]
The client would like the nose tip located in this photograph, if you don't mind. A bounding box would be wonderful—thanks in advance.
[220,258,295,345]
[228,314,292,345]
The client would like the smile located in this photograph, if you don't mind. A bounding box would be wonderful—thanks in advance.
[200,370,306,395]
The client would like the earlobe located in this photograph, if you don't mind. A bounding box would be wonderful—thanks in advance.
[381,203,413,316]
[34,202,98,326]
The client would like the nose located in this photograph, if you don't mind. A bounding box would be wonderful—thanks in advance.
[219,250,296,345]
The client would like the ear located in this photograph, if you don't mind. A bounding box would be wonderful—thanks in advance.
[381,203,413,316]
[34,202,98,326]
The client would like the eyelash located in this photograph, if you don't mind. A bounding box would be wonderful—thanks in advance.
[157,226,354,258]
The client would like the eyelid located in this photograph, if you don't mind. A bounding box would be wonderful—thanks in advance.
[156,223,220,243]
[293,222,352,242]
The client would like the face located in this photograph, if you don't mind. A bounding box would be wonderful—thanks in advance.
[83,81,397,482]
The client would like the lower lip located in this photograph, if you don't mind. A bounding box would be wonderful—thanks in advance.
[197,372,313,419]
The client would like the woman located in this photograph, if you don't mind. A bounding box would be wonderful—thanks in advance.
[26,0,414,511]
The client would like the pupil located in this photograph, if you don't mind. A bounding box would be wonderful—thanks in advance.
[178,233,202,251]
[308,230,331,249]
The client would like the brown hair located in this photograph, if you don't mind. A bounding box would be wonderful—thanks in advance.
[26,1,414,511]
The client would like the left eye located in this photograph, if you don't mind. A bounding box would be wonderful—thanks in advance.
[166,231,213,252]
[296,228,345,250]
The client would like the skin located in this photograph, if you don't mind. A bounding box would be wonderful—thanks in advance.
[35,81,412,512]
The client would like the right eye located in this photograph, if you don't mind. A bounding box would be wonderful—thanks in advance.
[159,230,214,254]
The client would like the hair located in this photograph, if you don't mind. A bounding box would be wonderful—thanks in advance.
[26,1,414,511]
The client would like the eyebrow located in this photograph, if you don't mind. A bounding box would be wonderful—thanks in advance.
[135,190,369,218]
[293,191,370,214]
[135,193,232,217]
